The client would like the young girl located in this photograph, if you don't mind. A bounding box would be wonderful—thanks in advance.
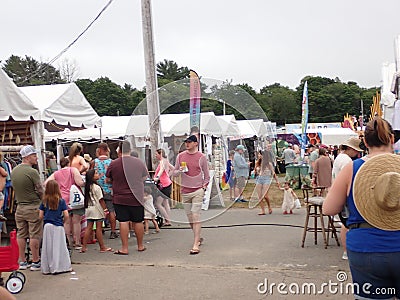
[279,181,297,214]
[143,186,160,234]
[80,169,112,253]
[39,180,71,274]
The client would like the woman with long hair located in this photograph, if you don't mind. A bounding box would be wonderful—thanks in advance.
[323,117,400,299]
[39,180,71,274]
[45,157,84,250]
[153,148,173,226]
[255,150,279,215]
[68,142,88,174]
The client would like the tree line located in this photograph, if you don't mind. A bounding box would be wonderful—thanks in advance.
[1,55,377,125]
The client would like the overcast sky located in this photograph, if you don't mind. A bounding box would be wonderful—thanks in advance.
[1,0,399,91]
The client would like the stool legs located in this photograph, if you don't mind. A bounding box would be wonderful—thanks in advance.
[301,204,329,248]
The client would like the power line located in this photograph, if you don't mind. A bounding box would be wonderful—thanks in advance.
[20,0,114,84]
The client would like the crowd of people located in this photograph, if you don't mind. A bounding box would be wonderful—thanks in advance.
[3,133,210,284]
[2,116,400,299]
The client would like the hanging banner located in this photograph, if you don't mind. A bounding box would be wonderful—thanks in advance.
[300,81,308,159]
[189,70,201,140]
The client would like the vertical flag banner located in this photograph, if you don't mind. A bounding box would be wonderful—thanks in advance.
[300,81,308,159]
[189,70,201,143]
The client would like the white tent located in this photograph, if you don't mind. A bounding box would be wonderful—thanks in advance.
[236,120,258,139]
[19,83,100,128]
[0,69,100,178]
[215,115,241,137]
[293,127,358,145]
[0,69,41,121]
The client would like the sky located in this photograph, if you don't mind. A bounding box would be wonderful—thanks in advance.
[1,0,400,91]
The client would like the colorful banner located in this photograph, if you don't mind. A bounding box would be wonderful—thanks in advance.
[189,70,201,137]
[300,81,308,159]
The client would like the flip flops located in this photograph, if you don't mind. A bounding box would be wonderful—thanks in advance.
[100,247,113,253]
[138,247,147,252]
[114,250,128,255]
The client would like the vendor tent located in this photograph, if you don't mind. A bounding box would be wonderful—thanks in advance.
[215,115,241,137]
[0,69,100,178]
[19,83,100,129]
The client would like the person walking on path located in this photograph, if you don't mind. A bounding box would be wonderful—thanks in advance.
[254,150,279,215]
[153,148,173,226]
[39,180,71,274]
[233,145,249,202]
[11,145,43,271]
[323,117,400,299]
[106,141,148,255]
[93,143,119,239]
[173,135,210,255]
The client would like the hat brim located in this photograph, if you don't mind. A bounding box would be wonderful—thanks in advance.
[342,143,363,152]
[353,153,400,231]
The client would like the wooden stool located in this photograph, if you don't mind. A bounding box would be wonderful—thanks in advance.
[301,187,339,249]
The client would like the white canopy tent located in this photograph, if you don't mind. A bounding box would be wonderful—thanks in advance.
[0,69,100,178]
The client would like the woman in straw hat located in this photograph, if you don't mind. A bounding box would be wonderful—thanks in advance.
[323,117,400,299]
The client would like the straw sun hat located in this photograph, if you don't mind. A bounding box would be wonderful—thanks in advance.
[353,153,400,231]
[342,137,363,152]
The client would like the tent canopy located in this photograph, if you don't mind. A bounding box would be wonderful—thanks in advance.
[19,83,100,128]
[0,69,42,121]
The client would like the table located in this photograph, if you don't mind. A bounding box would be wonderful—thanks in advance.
[285,164,311,189]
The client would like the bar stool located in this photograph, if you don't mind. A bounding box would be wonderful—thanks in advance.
[301,187,340,249]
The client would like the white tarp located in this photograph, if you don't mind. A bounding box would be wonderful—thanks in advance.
[0,69,41,121]
[293,127,358,146]
[236,120,258,139]
[45,112,223,142]
[215,115,240,137]
[19,83,100,128]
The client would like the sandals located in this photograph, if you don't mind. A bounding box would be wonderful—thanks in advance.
[189,248,200,255]
[100,247,113,253]
[114,250,128,255]
[138,247,147,252]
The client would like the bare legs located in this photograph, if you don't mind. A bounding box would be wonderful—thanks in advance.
[155,196,171,225]
[117,221,145,254]
[81,221,109,252]
[18,238,40,263]
[187,212,201,251]
[256,183,272,215]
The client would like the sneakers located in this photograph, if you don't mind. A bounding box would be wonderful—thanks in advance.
[109,231,119,239]
[30,261,41,271]
[19,261,31,270]
[342,251,348,260]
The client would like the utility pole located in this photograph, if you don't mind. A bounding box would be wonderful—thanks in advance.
[141,0,161,169]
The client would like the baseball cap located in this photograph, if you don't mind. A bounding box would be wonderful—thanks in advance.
[20,145,37,158]
[235,144,246,151]
[184,135,198,143]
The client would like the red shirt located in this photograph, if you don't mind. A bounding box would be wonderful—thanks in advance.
[175,151,210,194]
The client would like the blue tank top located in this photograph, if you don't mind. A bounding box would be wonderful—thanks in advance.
[347,158,400,252]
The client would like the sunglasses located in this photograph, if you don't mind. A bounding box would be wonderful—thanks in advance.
[185,141,194,143]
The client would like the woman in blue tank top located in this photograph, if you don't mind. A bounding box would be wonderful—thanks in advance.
[324,117,400,300]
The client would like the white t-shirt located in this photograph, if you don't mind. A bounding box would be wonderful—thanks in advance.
[332,153,352,181]
[85,184,105,220]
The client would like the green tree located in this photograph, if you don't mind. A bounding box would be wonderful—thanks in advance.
[156,59,190,84]
[2,55,64,86]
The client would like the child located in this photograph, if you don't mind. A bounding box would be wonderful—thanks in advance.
[0,161,8,221]
[39,180,71,274]
[80,169,112,253]
[143,186,160,234]
[279,181,297,214]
